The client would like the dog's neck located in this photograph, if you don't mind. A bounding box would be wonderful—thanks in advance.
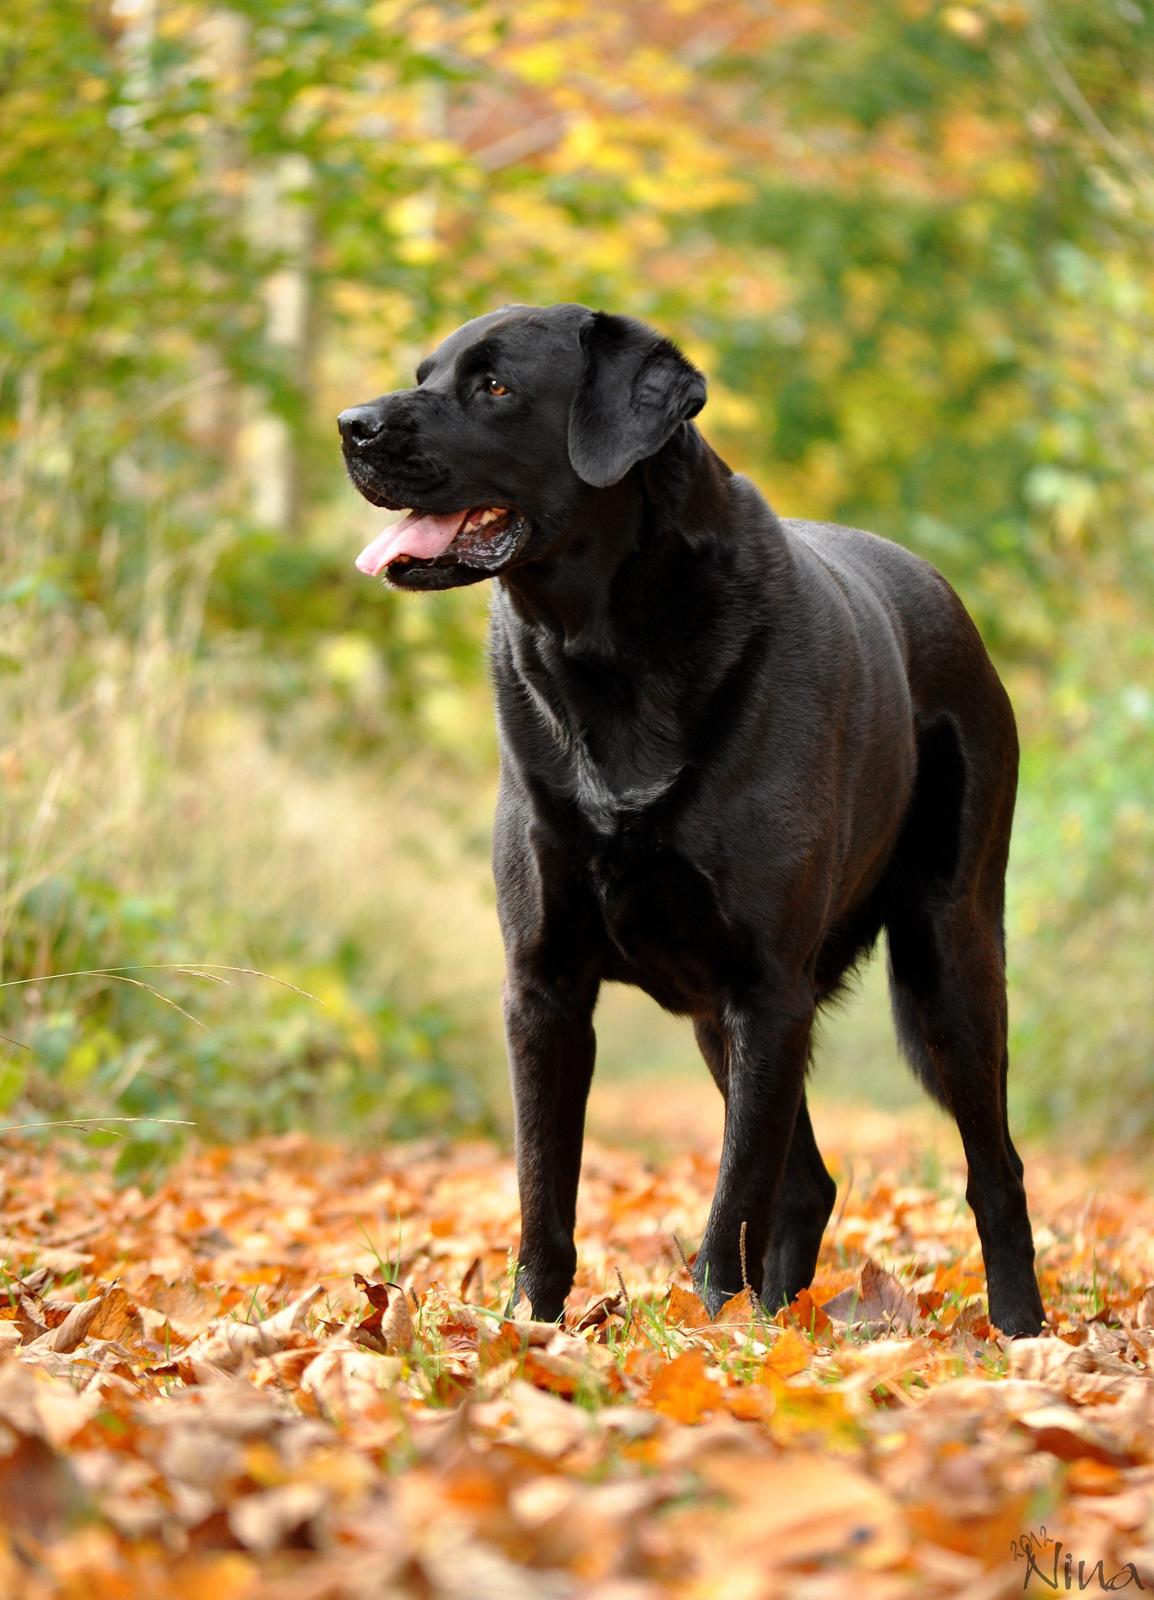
[497,424,737,645]
[491,427,782,830]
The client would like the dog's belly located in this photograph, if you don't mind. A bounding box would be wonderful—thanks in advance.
[588,841,751,1014]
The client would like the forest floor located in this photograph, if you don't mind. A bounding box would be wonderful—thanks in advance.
[1,1085,1152,1599]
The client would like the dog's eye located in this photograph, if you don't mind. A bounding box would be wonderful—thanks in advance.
[484,377,510,397]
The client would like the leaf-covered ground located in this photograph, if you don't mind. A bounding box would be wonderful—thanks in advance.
[1,1094,1152,1599]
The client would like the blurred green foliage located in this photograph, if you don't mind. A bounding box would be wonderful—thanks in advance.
[0,0,1151,1160]
[2,867,482,1167]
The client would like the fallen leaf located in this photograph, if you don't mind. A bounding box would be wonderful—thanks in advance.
[699,1451,905,1568]
[665,1285,710,1329]
[26,1291,110,1354]
[353,1273,416,1352]
[572,1290,626,1333]
[713,1286,761,1327]
[648,1349,720,1423]
[1017,1405,1135,1465]
[824,1258,917,1331]
[776,1287,832,1337]
[762,1327,812,1379]
[186,1284,324,1374]
[228,1480,327,1552]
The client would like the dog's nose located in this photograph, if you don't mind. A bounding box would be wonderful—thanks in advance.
[338,404,386,449]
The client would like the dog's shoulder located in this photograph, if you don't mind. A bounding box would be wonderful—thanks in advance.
[782,517,963,622]
[781,518,998,698]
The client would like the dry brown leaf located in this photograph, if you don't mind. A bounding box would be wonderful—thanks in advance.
[300,1341,406,1420]
[478,1377,597,1459]
[352,1272,416,1352]
[25,1290,110,1354]
[0,1358,102,1446]
[136,1278,224,1340]
[186,1283,324,1374]
[572,1290,626,1333]
[823,1258,917,1332]
[1009,1335,1088,1382]
[861,1258,918,1327]
[228,1481,327,1552]
[1017,1404,1135,1465]
[87,1286,141,1344]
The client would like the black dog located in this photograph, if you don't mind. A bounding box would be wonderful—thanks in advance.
[339,303,1046,1338]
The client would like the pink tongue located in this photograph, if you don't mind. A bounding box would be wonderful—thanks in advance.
[355,509,467,576]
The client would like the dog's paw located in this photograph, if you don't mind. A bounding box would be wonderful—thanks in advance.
[987,1282,1047,1340]
[505,1262,569,1325]
[695,1279,749,1321]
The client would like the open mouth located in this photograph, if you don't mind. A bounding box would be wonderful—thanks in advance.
[355,505,530,583]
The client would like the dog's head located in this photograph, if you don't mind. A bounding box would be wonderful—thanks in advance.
[339,304,707,590]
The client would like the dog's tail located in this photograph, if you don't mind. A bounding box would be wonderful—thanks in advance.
[883,716,975,1110]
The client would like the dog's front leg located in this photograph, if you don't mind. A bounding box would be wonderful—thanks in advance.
[694,987,815,1318]
[504,968,599,1322]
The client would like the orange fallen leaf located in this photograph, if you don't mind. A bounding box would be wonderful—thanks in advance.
[767,1383,859,1446]
[713,1286,761,1326]
[1065,1457,1123,1494]
[762,1327,812,1379]
[648,1349,720,1423]
[699,1451,905,1568]
[665,1285,710,1329]
[1017,1405,1134,1466]
[775,1287,832,1338]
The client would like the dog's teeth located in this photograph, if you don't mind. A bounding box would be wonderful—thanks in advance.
[458,506,510,536]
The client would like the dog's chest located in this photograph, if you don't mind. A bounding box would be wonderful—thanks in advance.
[567,742,679,833]
[507,640,751,1007]
[521,672,684,832]
[585,831,751,1014]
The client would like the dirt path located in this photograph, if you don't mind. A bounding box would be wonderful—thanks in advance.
[0,1110,1151,1597]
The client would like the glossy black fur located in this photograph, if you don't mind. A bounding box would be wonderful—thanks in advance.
[339,303,1046,1337]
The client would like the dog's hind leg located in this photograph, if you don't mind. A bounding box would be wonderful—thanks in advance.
[692,986,816,1317]
[695,1016,834,1311]
[886,718,1044,1337]
[759,1095,836,1312]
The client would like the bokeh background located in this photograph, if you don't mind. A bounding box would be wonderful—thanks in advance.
[1,0,1151,1174]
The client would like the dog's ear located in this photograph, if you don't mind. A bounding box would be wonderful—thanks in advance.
[567,312,707,489]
